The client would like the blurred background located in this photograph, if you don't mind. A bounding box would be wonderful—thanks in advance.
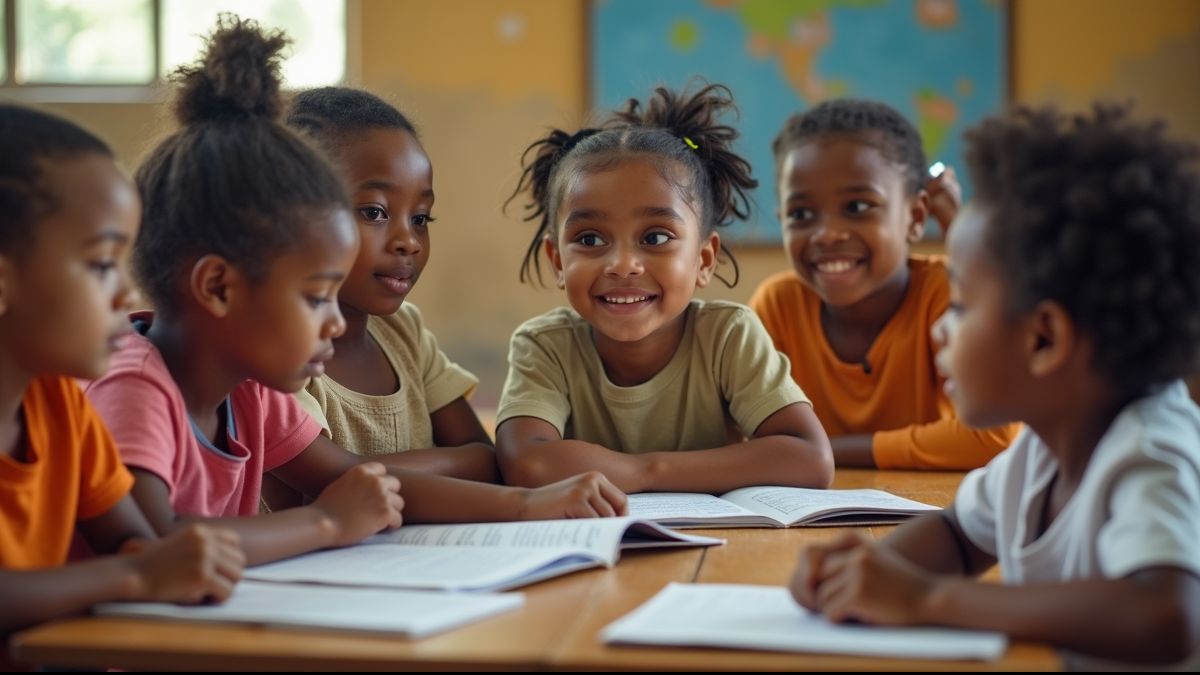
[3,0,1198,407]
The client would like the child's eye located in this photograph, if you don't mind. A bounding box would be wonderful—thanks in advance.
[575,233,607,247]
[306,296,332,308]
[786,207,815,223]
[412,214,436,228]
[846,200,873,215]
[88,261,117,277]
[358,206,387,223]
[642,232,673,246]
[948,301,966,315]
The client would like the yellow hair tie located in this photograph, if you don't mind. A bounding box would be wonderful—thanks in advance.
[683,136,699,150]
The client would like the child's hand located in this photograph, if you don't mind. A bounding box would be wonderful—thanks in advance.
[925,164,962,235]
[517,471,629,519]
[795,531,939,626]
[789,530,867,611]
[314,462,404,546]
[125,524,244,604]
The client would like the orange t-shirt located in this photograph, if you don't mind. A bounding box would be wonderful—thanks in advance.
[750,256,1019,470]
[0,376,133,569]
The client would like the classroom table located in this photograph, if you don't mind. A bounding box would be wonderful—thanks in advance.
[8,470,1060,671]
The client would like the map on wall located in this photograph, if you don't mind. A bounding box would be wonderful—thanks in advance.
[591,0,1006,245]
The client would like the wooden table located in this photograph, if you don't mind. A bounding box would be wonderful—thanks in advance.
[8,470,1060,671]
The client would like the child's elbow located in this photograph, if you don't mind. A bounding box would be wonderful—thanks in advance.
[1142,596,1197,665]
[782,435,834,488]
[497,450,550,488]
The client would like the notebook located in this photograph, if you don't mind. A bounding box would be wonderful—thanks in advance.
[603,583,1007,660]
[627,487,940,528]
[96,579,523,638]
[245,517,722,592]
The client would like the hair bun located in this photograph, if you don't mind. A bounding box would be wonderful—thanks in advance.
[171,14,289,125]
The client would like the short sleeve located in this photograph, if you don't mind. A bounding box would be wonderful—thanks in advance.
[1097,438,1200,578]
[67,380,134,520]
[408,305,479,412]
[255,384,323,472]
[496,327,572,434]
[86,372,182,498]
[718,306,811,436]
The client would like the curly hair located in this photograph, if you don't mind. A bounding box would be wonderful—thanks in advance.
[966,103,1200,393]
[134,15,348,316]
[772,98,927,194]
[507,83,757,287]
[0,105,112,253]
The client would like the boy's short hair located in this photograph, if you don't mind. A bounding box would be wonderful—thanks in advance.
[966,103,1200,393]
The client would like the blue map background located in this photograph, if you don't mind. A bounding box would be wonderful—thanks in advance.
[592,0,1006,244]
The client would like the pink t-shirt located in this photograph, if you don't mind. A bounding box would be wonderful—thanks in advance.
[84,333,321,518]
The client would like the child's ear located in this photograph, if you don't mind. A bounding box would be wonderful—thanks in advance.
[1026,300,1075,379]
[189,254,237,318]
[907,190,931,244]
[695,232,720,289]
[543,234,565,288]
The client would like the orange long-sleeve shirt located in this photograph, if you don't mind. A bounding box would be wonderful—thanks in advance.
[749,256,1019,470]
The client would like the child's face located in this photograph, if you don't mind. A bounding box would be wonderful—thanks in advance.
[934,204,1027,427]
[0,155,140,380]
[547,158,718,344]
[778,138,926,307]
[226,208,359,393]
[335,128,433,316]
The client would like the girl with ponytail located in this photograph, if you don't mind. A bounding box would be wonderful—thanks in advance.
[497,84,833,494]
[85,16,627,570]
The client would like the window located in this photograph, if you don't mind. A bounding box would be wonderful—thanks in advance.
[1,0,345,91]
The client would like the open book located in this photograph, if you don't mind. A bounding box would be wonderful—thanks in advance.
[603,583,1007,661]
[627,487,940,528]
[95,580,523,638]
[246,517,722,593]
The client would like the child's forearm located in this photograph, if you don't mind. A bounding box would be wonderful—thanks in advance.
[831,434,876,468]
[881,510,995,576]
[0,558,143,635]
[498,439,651,493]
[379,444,500,483]
[920,568,1199,665]
[640,435,834,493]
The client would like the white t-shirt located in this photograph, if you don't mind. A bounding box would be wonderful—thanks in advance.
[955,380,1200,669]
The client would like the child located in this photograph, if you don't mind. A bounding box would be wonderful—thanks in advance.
[750,99,1019,470]
[0,104,242,636]
[497,84,833,494]
[790,104,1200,668]
[84,17,627,568]
[283,87,496,483]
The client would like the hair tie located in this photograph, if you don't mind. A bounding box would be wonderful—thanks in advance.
[683,136,699,151]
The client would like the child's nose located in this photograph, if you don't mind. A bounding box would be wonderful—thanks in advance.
[604,244,643,277]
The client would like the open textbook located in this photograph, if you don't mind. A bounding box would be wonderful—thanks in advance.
[603,583,1007,661]
[627,487,940,528]
[96,580,523,638]
[246,517,722,593]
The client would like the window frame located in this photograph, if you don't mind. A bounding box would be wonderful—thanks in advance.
[0,0,356,102]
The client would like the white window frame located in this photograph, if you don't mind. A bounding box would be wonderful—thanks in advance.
[0,0,360,103]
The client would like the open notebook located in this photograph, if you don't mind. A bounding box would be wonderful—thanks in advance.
[603,583,1007,661]
[627,487,941,528]
[95,580,523,638]
[246,517,722,592]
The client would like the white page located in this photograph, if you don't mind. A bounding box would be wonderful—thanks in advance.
[366,518,632,563]
[721,487,940,525]
[603,583,1006,661]
[245,545,601,592]
[627,493,761,520]
[96,580,524,638]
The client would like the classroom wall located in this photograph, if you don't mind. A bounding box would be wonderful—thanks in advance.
[30,0,1200,406]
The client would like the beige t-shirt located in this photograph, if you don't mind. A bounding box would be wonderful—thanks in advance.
[296,303,478,456]
[497,299,810,454]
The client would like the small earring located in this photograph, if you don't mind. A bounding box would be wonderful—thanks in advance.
[556,276,565,289]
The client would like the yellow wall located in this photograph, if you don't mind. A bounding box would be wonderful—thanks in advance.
[26,0,1200,405]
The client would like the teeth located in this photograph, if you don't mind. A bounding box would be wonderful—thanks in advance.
[604,295,650,304]
[816,260,857,273]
